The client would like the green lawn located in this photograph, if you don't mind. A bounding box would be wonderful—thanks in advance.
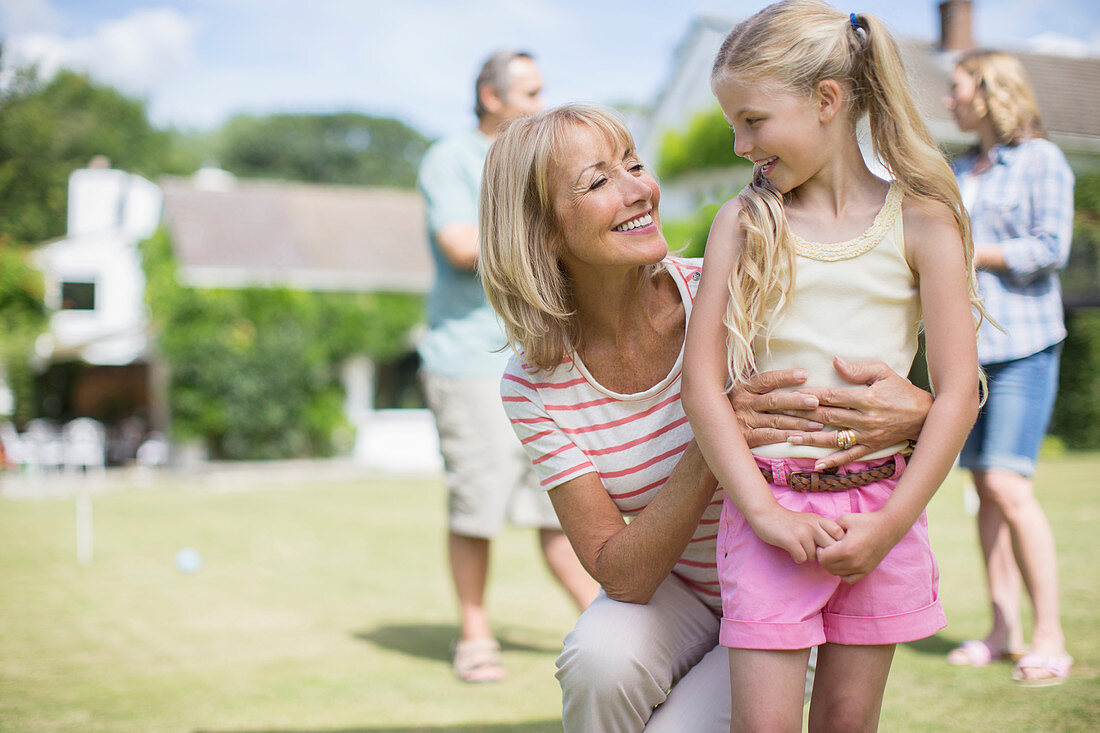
[0,455,1096,732]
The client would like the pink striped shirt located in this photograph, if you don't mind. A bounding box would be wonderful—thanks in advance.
[501,258,722,612]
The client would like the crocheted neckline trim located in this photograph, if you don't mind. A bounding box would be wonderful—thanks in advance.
[789,182,902,262]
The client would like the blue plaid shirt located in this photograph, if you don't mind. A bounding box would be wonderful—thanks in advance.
[953,138,1075,364]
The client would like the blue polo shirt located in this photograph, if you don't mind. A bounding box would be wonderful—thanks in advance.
[417,128,509,378]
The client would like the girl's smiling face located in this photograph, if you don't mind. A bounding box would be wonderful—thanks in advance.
[551,124,667,274]
[714,75,830,194]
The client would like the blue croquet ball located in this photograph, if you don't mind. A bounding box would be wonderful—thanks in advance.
[174,547,203,573]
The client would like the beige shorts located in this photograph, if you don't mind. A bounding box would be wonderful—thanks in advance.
[421,371,560,538]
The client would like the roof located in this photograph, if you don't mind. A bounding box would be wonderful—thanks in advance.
[904,39,1100,151]
[159,176,432,293]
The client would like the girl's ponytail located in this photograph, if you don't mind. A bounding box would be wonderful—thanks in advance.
[856,12,988,336]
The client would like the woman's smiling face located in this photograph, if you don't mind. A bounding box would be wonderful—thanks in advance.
[551,124,667,274]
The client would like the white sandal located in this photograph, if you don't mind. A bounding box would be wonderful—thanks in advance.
[452,637,506,683]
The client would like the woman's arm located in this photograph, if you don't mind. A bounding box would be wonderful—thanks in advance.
[817,197,980,582]
[548,442,717,604]
[552,368,848,603]
[501,358,719,604]
[974,141,1074,283]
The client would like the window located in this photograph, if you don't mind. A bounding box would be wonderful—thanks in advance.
[61,281,96,310]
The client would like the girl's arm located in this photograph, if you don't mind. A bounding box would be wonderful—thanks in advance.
[817,197,980,583]
[683,199,843,563]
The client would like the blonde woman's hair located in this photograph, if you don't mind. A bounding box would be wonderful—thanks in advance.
[957,49,1045,145]
[479,103,637,371]
[711,0,987,389]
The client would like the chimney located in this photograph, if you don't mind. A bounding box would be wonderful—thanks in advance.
[939,0,975,51]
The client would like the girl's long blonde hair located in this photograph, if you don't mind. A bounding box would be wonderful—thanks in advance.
[711,0,987,387]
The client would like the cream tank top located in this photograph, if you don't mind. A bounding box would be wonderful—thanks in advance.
[751,183,919,460]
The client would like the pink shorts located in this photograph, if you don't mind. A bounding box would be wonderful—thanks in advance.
[717,454,945,650]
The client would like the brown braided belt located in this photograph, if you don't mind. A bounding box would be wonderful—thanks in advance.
[759,461,898,492]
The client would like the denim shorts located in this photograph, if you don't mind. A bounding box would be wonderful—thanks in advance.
[959,343,1062,477]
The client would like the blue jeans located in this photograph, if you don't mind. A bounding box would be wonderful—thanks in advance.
[959,343,1062,477]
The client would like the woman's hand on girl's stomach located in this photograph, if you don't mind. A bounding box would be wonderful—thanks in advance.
[785,358,932,470]
[728,368,825,448]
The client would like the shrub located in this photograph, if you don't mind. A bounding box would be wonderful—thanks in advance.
[1051,308,1100,450]
[0,241,46,424]
[141,229,423,460]
[662,202,723,260]
[657,107,750,181]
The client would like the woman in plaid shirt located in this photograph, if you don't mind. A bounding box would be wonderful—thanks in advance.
[944,49,1075,686]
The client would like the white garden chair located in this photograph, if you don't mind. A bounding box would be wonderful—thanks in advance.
[24,419,65,474]
[62,418,107,476]
[0,421,34,473]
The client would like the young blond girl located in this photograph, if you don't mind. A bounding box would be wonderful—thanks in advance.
[681,2,986,730]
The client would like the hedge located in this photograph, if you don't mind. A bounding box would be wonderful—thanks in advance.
[1051,308,1100,450]
[0,241,46,425]
[141,228,423,460]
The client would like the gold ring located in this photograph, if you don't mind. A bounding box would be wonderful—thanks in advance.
[835,429,855,451]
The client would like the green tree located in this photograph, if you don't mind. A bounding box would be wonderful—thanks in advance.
[142,228,423,460]
[657,106,751,181]
[0,66,198,243]
[218,112,430,188]
[0,241,46,424]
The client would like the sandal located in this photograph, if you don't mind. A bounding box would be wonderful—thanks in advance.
[1013,653,1073,687]
[452,637,506,683]
[947,639,1024,667]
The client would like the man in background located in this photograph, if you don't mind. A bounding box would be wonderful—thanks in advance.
[417,49,598,683]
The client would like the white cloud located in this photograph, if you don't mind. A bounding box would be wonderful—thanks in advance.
[5,7,198,94]
[4,0,1096,136]
[1025,30,1093,57]
[0,0,62,34]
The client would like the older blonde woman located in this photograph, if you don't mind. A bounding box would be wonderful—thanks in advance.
[944,49,1074,685]
[479,103,931,731]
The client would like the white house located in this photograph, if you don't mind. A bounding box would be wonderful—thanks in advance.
[638,0,1100,219]
[33,157,161,367]
[25,157,169,457]
[158,168,441,472]
[25,161,442,472]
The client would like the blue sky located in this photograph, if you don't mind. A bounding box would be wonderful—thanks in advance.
[2,0,1098,138]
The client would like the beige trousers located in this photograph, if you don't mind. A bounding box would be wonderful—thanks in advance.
[556,575,730,732]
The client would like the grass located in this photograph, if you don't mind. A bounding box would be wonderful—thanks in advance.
[0,455,1097,732]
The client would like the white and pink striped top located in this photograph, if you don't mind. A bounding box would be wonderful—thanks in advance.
[501,257,723,612]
